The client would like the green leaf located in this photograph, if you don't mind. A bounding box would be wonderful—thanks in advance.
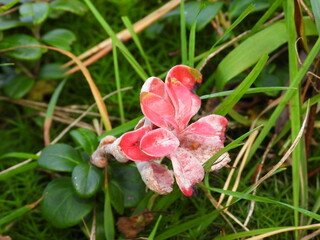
[72,164,103,198]
[38,144,82,172]
[228,0,271,18]
[39,63,68,80]
[111,163,145,207]
[70,128,98,155]
[185,1,223,31]
[3,75,35,99]
[108,180,125,214]
[41,177,94,228]
[0,34,42,61]
[42,29,76,51]
[0,17,23,30]
[19,2,50,24]
[215,22,286,90]
[50,0,87,15]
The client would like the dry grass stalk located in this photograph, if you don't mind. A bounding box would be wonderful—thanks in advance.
[63,0,181,74]
[247,223,320,240]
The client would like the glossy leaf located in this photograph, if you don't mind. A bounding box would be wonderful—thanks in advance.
[185,1,223,31]
[108,180,125,214]
[19,2,49,24]
[3,75,35,99]
[42,29,76,51]
[72,164,103,198]
[0,34,42,61]
[70,128,98,155]
[50,0,87,15]
[39,63,68,79]
[0,17,23,31]
[38,144,82,172]
[228,0,271,18]
[111,163,145,207]
[41,177,93,228]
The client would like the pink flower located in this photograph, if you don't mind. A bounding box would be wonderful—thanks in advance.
[117,65,230,196]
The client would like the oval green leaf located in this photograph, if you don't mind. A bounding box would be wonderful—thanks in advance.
[0,34,42,61]
[70,128,98,155]
[111,163,145,208]
[50,0,87,15]
[38,144,82,172]
[4,75,35,99]
[42,28,76,51]
[41,177,94,228]
[108,180,124,214]
[39,63,68,80]
[19,2,49,24]
[72,164,103,198]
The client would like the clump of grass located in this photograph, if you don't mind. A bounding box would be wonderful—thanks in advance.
[1,0,320,239]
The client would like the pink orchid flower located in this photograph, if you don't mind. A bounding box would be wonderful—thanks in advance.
[116,65,230,196]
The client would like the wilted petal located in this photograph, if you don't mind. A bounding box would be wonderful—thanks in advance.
[136,161,174,195]
[165,65,202,90]
[178,115,229,168]
[118,126,155,161]
[169,148,204,196]
[140,128,179,157]
[140,92,177,130]
[166,77,200,131]
[209,152,231,171]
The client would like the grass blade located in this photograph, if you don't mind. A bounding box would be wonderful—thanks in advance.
[99,116,143,139]
[0,152,39,160]
[44,78,67,145]
[180,0,187,65]
[197,4,255,70]
[0,161,38,181]
[0,198,42,226]
[214,54,268,116]
[200,86,293,99]
[148,215,163,240]
[104,179,115,240]
[188,14,198,68]
[285,0,306,231]
[249,37,320,160]
[207,187,320,221]
[83,0,148,80]
[121,16,154,76]
[155,211,219,240]
[311,0,320,35]
[203,126,262,172]
[112,44,125,124]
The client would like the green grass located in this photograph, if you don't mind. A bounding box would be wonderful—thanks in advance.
[1,0,320,239]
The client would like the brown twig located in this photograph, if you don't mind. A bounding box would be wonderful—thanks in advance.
[63,0,180,74]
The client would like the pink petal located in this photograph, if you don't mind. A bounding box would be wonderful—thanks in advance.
[165,65,202,90]
[136,161,174,195]
[178,115,230,169]
[169,148,204,196]
[182,115,228,141]
[166,77,200,131]
[140,92,177,130]
[118,126,155,161]
[140,128,179,157]
[141,77,166,96]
